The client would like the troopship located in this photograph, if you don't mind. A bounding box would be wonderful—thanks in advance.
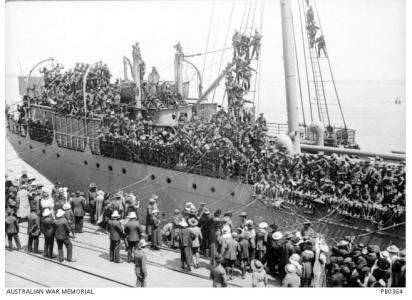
[6,0,405,247]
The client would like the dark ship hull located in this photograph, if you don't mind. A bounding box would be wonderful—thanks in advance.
[6,129,405,248]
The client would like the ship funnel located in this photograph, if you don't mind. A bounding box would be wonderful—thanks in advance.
[275,134,294,153]
[309,120,325,147]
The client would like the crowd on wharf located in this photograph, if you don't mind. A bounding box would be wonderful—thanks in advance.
[5,172,406,287]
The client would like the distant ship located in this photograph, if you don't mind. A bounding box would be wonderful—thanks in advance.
[6,0,404,247]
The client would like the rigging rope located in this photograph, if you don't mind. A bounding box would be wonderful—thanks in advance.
[201,0,216,86]
[243,0,254,34]
[239,0,250,33]
[291,14,307,127]
[253,0,264,109]
[313,0,347,129]
[212,0,236,102]
[298,0,314,122]
[249,0,259,35]
[184,47,233,58]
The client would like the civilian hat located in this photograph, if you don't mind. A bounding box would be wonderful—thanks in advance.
[272,231,283,241]
[138,239,147,248]
[128,211,137,219]
[188,218,198,226]
[111,210,121,219]
[386,245,400,254]
[285,264,297,274]
[56,209,65,218]
[251,259,263,272]
[215,255,223,263]
[42,208,52,217]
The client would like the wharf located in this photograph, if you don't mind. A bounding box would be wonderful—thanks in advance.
[5,222,281,288]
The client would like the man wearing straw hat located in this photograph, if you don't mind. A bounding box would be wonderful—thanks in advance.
[145,194,159,242]
[107,210,124,263]
[40,208,55,258]
[177,219,194,271]
[134,239,148,287]
[124,211,143,263]
[188,217,202,269]
[54,209,75,262]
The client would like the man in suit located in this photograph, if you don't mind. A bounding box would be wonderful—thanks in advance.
[5,209,21,251]
[54,209,75,262]
[134,239,148,287]
[124,211,142,263]
[87,183,98,224]
[177,220,194,271]
[107,210,124,263]
[279,233,295,278]
[40,208,55,258]
[70,190,86,233]
[27,205,41,253]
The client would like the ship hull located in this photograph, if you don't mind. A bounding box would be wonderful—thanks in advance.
[6,130,405,248]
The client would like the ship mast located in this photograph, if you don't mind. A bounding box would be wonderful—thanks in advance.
[132,42,142,109]
[280,0,301,153]
[174,42,184,95]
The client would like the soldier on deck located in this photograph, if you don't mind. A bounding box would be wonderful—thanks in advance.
[306,5,315,27]
[251,29,263,60]
[256,113,268,131]
[316,35,327,57]
[232,30,242,58]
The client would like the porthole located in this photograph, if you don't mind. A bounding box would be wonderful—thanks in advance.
[84,160,88,165]
[108,165,113,171]
[230,191,235,197]
[151,174,156,180]
[211,187,215,193]
[192,183,197,190]
[29,145,33,149]
[122,168,126,174]
[96,162,100,168]
[56,153,60,158]
[166,178,171,184]
[42,149,46,154]
[18,141,21,145]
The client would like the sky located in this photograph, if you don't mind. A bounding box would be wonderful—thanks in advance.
[6,0,404,82]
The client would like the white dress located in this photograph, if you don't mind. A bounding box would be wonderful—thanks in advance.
[16,189,31,218]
